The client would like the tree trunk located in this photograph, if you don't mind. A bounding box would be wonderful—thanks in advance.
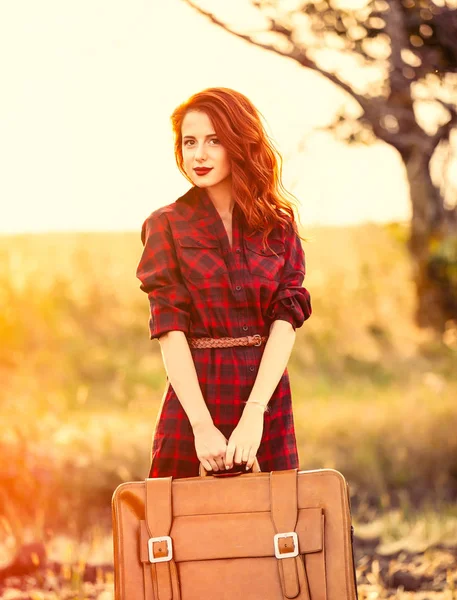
[404,147,457,332]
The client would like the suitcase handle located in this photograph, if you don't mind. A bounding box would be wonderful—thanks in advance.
[199,458,261,477]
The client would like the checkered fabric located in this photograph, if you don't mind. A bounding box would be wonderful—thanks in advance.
[136,186,312,478]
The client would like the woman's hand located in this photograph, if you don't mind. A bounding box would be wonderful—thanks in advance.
[193,421,228,472]
[225,404,265,470]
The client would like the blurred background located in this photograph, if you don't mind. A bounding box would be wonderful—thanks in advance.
[1,1,457,598]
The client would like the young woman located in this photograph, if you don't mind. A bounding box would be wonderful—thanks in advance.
[136,87,312,478]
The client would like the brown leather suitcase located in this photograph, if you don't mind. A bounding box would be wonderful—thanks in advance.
[111,466,358,600]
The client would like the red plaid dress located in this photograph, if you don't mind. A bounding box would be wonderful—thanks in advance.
[136,186,312,478]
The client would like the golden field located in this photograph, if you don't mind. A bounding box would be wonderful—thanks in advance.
[1,223,457,598]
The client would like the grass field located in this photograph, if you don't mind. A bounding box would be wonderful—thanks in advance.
[1,222,456,597]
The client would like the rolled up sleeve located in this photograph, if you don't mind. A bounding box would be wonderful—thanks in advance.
[266,223,312,331]
[136,212,192,340]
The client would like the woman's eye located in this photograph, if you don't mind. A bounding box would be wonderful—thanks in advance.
[183,138,220,147]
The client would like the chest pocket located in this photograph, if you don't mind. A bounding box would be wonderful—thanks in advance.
[177,236,227,281]
[245,237,286,281]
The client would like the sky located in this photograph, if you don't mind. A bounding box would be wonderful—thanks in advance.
[0,0,411,234]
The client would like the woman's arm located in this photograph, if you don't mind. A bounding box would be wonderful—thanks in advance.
[136,213,228,471]
[246,221,311,411]
[224,320,296,470]
[158,330,228,472]
[224,221,311,471]
[158,330,212,428]
[245,319,296,409]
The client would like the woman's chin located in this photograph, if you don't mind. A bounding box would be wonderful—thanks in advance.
[193,180,213,189]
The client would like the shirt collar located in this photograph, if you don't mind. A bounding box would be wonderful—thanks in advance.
[186,186,242,224]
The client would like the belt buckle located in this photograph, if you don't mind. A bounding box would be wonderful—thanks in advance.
[273,532,299,559]
[252,334,262,347]
[148,535,173,563]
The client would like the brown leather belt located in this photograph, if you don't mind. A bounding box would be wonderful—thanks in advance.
[187,334,268,349]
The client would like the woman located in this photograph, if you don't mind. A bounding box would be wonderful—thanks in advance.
[136,87,312,478]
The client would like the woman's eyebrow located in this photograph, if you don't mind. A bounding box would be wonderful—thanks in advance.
[182,133,217,140]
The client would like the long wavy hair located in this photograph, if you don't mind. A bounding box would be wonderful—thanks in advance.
[170,87,306,250]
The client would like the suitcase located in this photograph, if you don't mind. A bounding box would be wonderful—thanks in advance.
[111,465,359,600]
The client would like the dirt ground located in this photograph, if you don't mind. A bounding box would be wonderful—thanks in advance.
[1,542,456,599]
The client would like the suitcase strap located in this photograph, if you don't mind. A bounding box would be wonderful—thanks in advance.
[270,469,310,600]
[144,476,181,600]
[141,471,316,600]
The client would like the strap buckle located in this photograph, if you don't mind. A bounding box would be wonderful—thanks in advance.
[273,532,299,559]
[148,535,173,563]
[252,334,262,346]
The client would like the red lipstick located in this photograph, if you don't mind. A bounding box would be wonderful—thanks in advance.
[194,167,213,176]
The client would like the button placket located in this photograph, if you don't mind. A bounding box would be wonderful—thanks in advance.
[231,218,260,374]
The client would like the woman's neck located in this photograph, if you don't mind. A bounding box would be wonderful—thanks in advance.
[205,180,234,217]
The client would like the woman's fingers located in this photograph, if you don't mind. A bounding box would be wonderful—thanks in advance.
[246,447,257,470]
[200,458,213,473]
[214,455,226,471]
[208,457,220,471]
[200,456,227,473]
[241,447,250,464]
[234,445,244,465]
[200,456,220,471]
[226,438,259,469]
[225,442,236,469]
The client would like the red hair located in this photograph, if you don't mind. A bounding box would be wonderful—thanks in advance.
[170,87,306,250]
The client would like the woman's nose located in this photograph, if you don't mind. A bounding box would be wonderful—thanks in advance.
[194,144,207,159]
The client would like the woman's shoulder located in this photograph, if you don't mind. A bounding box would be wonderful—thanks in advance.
[140,190,197,246]
[267,217,297,242]
[142,189,195,229]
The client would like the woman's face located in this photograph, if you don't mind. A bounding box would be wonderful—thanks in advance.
[181,110,231,190]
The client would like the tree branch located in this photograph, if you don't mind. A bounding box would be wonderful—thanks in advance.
[181,0,381,120]
[429,99,457,155]
[383,0,412,93]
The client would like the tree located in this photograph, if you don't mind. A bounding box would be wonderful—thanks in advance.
[183,0,457,334]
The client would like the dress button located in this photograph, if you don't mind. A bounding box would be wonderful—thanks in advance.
[249,366,255,372]
[235,285,242,291]
[236,248,241,253]
[242,325,248,331]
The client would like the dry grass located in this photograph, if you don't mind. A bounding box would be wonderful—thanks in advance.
[1,223,457,597]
